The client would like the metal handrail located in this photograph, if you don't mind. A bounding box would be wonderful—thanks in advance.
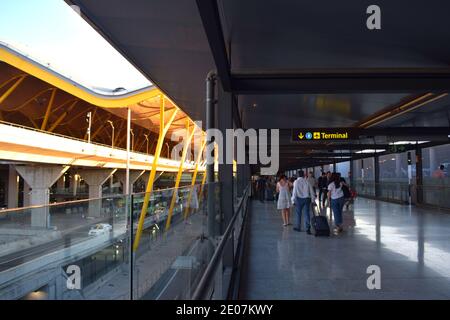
[192,184,250,300]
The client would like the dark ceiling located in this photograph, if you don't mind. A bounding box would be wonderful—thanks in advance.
[66,0,450,170]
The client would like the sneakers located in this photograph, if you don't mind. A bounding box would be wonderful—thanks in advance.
[306,228,312,235]
[293,227,301,232]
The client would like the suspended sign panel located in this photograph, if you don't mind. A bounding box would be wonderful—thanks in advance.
[291,128,360,142]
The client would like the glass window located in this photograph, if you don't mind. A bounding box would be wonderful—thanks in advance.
[422,144,450,180]
[335,161,350,179]
[379,152,412,183]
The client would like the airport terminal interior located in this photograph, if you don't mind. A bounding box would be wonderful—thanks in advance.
[0,0,449,300]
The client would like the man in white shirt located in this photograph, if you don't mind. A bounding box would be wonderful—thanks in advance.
[291,170,316,234]
[306,171,317,197]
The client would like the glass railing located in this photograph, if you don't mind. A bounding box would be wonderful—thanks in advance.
[352,181,450,210]
[352,181,410,203]
[417,184,450,210]
[0,183,221,300]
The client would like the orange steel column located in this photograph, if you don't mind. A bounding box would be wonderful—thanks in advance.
[165,122,195,231]
[133,96,178,251]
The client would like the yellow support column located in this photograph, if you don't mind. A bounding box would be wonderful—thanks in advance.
[0,75,26,105]
[184,139,206,219]
[133,96,178,252]
[165,122,195,231]
[41,88,57,130]
[48,100,78,132]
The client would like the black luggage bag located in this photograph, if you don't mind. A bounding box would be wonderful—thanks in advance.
[311,204,330,237]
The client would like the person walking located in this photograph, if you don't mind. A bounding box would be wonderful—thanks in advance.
[307,171,317,197]
[317,172,326,204]
[432,164,446,179]
[276,175,292,226]
[327,173,345,233]
[291,170,316,234]
[322,171,332,207]
[256,176,267,202]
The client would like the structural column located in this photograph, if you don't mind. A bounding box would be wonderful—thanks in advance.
[206,72,217,240]
[415,147,424,204]
[115,170,145,194]
[78,169,116,217]
[349,159,354,187]
[217,80,234,233]
[374,155,381,197]
[236,164,246,197]
[7,165,18,209]
[15,165,69,227]
[23,180,31,207]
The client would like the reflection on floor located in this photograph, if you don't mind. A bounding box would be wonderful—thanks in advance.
[240,198,450,299]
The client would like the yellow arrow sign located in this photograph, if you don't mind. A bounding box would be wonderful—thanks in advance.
[298,133,304,139]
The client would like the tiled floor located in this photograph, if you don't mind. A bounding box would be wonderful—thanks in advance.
[240,198,450,299]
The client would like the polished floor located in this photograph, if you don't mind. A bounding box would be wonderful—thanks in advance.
[240,198,450,299]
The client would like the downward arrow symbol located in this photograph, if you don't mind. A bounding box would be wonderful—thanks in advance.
[298,133,304,139]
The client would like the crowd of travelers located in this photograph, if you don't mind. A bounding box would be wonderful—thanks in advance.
[253,170,356,235]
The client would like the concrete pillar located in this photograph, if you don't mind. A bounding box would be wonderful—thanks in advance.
[23,180,31,207]
[56,175,65,190]
[78,169,116,217]
[115,170,145,194]
[7,165,18,209]
[15,165,69,227]
[70,173,79,197]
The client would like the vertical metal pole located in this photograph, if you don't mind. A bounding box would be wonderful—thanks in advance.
[125,107,133,299]
[87,111,92,143]
[407,151,412,204]
[130,193,134,300]
[374,154,380,198]
[126,108,131,195]
[206,72,216,240]
[416,146,423,204]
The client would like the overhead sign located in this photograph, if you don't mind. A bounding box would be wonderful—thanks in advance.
[388,145,407,153]
[292,128,359,142]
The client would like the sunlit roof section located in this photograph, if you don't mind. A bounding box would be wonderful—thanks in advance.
[0,0,151,95]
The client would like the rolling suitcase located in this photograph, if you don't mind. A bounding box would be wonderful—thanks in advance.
[310,204,330,237]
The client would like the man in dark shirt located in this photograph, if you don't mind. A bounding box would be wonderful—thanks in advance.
[256,176,267,202]
[317,172,326,204]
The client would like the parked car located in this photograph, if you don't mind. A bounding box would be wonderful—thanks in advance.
[88,223,112,236]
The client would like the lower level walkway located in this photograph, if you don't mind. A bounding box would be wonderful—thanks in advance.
[240,198,450,299]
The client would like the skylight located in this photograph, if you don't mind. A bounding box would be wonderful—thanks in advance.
[0,0,151,95]
[355,149,386,154]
